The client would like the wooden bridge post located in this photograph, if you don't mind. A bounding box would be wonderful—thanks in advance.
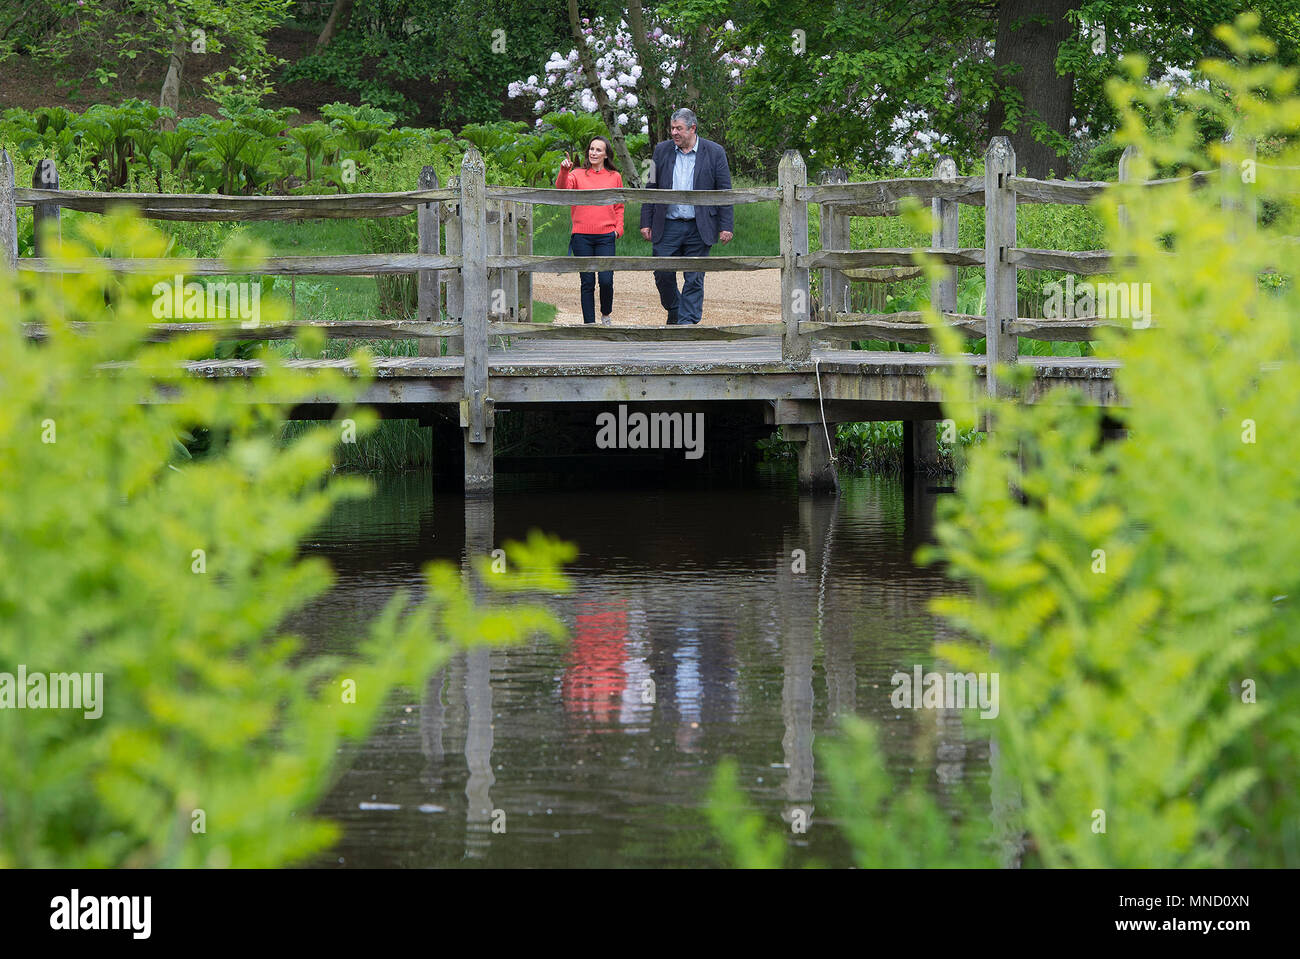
[983,137,1018,399]
[485,195,504,348]
[518,204,533,321]
[0,150,17,271]
[445,176,464,356]
[1117,145,1136,234]
[417,166,441,356]
[32,158,61,256]
[503,200,519,321]
[1221,131,1257,242]
[785,422,838,494]
[459,149,494,495]
[906,155,958,477]
[1113,142,1138,430]
[779,150,811,361]
[818,167,850,321]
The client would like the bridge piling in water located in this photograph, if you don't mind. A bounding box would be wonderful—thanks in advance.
[459,149,494,496]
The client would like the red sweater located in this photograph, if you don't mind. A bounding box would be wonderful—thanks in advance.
[555,165,624,237]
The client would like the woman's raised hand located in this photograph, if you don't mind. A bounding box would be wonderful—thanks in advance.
[560,151,574,173]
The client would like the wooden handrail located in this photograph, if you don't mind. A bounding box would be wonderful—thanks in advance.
[13,187,457,219]
[22,313,1145,345]
[1007,170,1217,203]
[797,176,984,205]
[802,248,983,269]
[17,253,458,275]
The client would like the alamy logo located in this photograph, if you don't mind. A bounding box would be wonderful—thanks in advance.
[0,665,102,718]
[50,890,151,939]
[890,665,999,719]
[152,275,262,328]
[1043,274,1152,328]
[595,405,704,460]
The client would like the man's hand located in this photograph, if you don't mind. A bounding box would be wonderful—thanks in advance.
[640,227,652,241]
[719,231,734,244]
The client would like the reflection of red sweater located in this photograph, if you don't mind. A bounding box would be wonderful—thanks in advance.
[555,166,624,237]
[563,602,628,724]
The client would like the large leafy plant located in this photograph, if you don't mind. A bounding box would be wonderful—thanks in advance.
[0,211,574,867]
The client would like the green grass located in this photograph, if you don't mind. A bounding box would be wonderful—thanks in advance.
[280,417,432,471]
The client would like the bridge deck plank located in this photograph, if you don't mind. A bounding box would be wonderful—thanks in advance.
[180,338,1118,378]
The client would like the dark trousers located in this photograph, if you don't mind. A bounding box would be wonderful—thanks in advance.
[653,218,711,324]
[569,231,616,323]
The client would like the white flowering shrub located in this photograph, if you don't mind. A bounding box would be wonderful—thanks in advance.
[507,16,759,137]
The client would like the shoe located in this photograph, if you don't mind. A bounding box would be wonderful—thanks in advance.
[600,315,612,325]
[666,309,679,325]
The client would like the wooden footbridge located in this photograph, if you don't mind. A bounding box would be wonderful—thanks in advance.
[2,137,1163,493]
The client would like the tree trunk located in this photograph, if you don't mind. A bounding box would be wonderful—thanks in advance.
[316,0,356,52]
[567,0,640,185]
[626,0,664,142]
[158,17,186,131]
[987,0,1076,178]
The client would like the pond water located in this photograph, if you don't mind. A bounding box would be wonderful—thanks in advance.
[296,468,991,867]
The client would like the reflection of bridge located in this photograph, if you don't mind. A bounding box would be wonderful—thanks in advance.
[303,480,999,862]
[3,138,1149,494]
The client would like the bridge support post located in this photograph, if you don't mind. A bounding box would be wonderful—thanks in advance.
[984,137,1018,402]
[818,167,850,321]
[779,150,811,362]
[903,419,939,480]
[486,196,503,337]
[417,166,441,356]
[518,205,533,321]
[785,424,839,493]
[460,149,494,495]
[1117,145,1137,233]
[906,155,960,479]
[445,176,464,357]
[503,200,519,322]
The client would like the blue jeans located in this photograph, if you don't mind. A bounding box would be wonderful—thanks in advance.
[569,231,616,323]
[653,218,711,324]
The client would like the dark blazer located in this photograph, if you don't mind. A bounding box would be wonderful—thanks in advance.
[639,137,734,246]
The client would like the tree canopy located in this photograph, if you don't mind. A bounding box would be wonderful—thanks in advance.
[716,0,1300,175]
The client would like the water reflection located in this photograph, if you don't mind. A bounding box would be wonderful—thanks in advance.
[564,600,630,727]
[300,470,988,868]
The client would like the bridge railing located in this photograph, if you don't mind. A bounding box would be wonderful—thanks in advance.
[3,139,1294,397]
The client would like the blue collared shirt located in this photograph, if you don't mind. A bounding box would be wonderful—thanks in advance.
[667,143,698,220]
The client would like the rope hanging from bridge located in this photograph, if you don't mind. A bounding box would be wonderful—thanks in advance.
[813,358,837,466]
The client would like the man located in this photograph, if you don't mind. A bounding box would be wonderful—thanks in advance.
[639,108,734,325]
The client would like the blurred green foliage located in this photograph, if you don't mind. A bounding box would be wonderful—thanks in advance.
[712,13,1300,867]
[0,212,574,866]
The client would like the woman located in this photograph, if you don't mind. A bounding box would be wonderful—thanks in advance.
[556,136,624,324]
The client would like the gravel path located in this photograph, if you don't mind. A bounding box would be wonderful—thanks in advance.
[531,268,782,326]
